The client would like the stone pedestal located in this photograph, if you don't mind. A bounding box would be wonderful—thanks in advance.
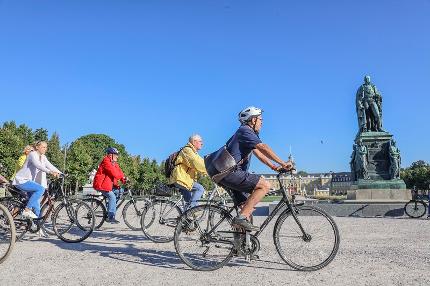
[349,132,409,200]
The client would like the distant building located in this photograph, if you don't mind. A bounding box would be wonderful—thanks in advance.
[260,171,352,196]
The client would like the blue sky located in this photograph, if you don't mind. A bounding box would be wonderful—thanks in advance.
[1,0,429,173]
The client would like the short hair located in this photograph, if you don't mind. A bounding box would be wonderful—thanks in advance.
[189,134,202,143]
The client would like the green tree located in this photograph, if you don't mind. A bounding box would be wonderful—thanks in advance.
[34,128,48,142]
[0,121,34,178]
[401,160,430,190]
[47,132,65,171]
[66,140,93,192]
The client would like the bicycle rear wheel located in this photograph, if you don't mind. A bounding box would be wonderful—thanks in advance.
[52,200,95,243]
[0,203,16,264]
[122,199,147,230]
[404,200,427,218]
[83,198,107,229]
[141,198,181,243]
[274,205,340,271]
[0,198,29,241]
[174,204,235,271]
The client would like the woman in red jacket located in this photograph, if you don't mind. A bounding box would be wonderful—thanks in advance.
[93,147,126,223]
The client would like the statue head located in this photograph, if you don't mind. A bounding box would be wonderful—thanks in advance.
[364,75,371,84]
[391,139,397,146]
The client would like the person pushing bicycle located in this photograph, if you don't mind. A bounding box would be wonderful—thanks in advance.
[205,106,293,231]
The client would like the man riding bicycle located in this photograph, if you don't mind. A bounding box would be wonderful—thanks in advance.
[205,106,293,231]
[93,147,127,224]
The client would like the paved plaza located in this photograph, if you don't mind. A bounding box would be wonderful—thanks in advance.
[0,207,429,286]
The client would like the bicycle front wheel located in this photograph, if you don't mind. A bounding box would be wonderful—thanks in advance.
[52,200,95,243]
[141,198,181,243]
[174,204,235,271]
[122,199,147,231]
[274,206,340,271]
[0,203,16,264]
[404,200,427,218]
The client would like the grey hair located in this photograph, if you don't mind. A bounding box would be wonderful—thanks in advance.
[189,134,202,143]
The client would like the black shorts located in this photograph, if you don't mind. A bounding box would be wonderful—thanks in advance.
[218,169,261,205]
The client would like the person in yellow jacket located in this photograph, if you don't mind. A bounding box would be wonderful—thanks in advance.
[11,145,33,180]
[169,134,207,209]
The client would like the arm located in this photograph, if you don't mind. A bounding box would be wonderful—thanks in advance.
[43,156,62,174]
[254,143,293,170]
[253,149,277,171]
[28,152,52,173]
[100,157,124,180]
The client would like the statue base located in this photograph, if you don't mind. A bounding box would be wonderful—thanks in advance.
[347,179,410,200]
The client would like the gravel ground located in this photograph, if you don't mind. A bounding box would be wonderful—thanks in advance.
[0,209,429,286]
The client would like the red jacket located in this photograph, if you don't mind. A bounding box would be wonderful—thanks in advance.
[93,156,126,192]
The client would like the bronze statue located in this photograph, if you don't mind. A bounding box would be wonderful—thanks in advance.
[389,139,401,179]
[356,75,384,132]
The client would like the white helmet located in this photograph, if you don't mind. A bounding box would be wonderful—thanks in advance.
[238,106,263,124]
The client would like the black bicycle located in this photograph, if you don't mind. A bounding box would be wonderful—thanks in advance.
[174,169,340,271]
[1,175,95,243]
[404,187,429,218]
[83,187,147,230]
[0,202,16,264]
[141,184,228,243]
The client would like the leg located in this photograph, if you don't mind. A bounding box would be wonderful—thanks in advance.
[177,185,192,209]
[240,177,271,219]
[189,182,205,208]
[17,181,45,217]
[102,191,117,219]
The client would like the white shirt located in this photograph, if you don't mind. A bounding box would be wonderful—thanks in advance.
[13,151,62,188]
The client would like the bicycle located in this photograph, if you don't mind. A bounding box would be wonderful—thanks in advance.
[83,186,148,230]
[140,184,228,243]
[174,168,340,271]
[0,202,16,264]
[404,187,429,218]
[0,175,95,243]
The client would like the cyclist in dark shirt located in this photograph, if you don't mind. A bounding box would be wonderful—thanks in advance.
[207,106,293,231]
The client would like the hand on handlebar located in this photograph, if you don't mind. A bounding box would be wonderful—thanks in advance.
[50,171,61,178]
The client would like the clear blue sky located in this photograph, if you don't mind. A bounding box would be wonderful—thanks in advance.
[1,0,429,173]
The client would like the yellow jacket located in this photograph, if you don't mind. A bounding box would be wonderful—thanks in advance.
[169,143,207,190]
[11,154,27,180]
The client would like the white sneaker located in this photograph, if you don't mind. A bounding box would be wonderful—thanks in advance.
[38,228,49,238]
[22,209,38,219]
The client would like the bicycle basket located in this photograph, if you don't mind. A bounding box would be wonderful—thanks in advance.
[153,184,173,197]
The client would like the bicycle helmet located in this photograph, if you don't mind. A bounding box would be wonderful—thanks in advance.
[106,147,119,155]
[238,106,263,124]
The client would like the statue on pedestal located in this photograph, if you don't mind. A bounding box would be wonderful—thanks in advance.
[356,75,384,133]
[355,139,369,179]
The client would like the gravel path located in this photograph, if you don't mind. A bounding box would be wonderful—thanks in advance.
[0,214,429,286]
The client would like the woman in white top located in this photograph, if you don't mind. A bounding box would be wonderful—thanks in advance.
[12,141,61,219]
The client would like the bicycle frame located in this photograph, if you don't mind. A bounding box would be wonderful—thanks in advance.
[203,170,308,241]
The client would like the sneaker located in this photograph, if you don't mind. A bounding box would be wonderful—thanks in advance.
[106,218,120,224]
[232,216,259,231]
[38,228,49,238]
[22,209,38,219]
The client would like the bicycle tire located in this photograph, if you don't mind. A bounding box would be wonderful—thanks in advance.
[0,203,16,264]
[141,198,181,243]
[0,198,29,241]
[404,200,427,218]
[83,198,107,229]
[174,204,235,271]
[52,200,95,243]
[122,199,147,231]
[274,205,340,271]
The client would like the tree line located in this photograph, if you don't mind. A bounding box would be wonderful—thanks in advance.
[0,121,214,194]
[0,121,428,192]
